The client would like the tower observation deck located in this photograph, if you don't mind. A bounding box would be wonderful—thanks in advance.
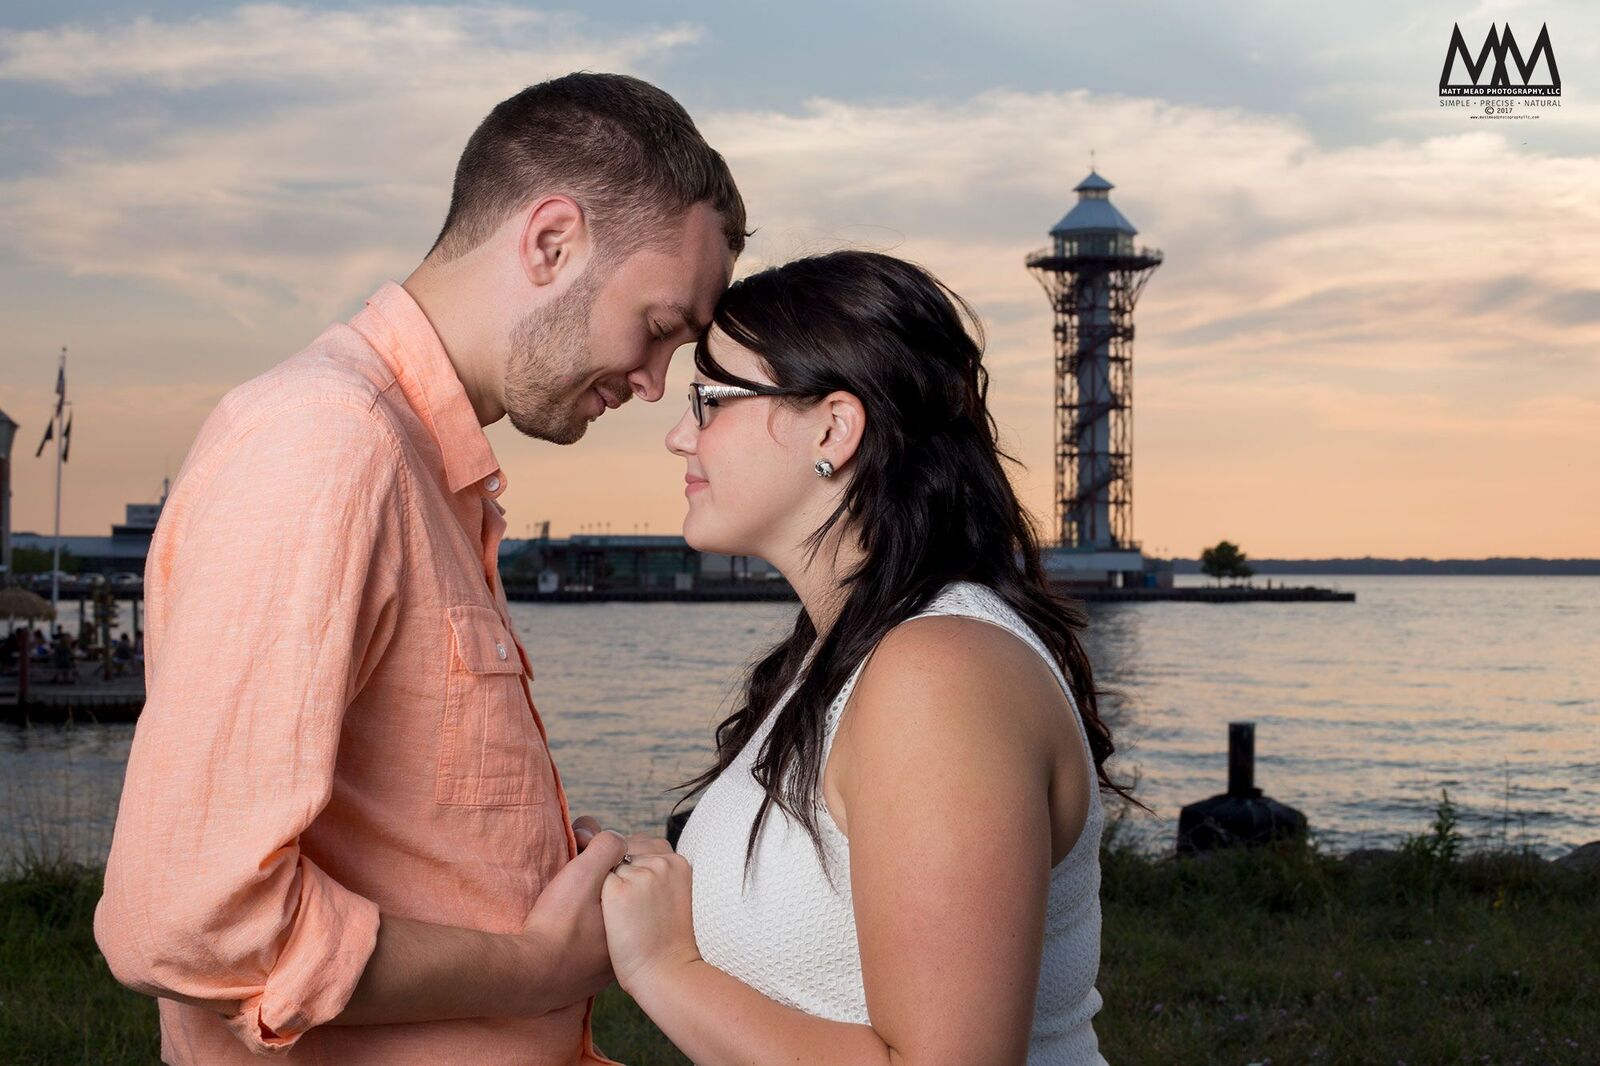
[1026,170,1162,564]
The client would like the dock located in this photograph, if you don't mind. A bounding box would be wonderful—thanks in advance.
[1,583,1349,726]
[0,671,146,726]
[1069,585,1354,603]
[502,582,1355,605]
[503,582,796,603]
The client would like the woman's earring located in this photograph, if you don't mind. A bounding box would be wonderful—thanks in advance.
[814,458,835,478]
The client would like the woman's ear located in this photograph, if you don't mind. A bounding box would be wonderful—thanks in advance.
[816,391,865,472]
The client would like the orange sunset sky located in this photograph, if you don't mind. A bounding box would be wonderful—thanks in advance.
[2,3,1597,558]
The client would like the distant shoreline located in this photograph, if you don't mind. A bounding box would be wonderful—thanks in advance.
[1166,558,1600,576]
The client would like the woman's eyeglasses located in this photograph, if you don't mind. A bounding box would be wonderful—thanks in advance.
[687,381,801,429]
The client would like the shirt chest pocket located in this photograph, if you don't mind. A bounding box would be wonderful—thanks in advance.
[437,604,547,807]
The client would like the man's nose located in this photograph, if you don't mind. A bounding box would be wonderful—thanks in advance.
[629,346,673,403]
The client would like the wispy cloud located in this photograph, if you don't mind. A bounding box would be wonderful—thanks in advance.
[0,4,701,93]
[0,4,701,316]
[703,92,1600,384]
[2,3,1595,553]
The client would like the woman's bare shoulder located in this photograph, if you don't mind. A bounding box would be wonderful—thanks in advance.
[840,613,1064,765]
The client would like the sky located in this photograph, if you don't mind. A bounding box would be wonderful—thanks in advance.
[1,1,1596,558]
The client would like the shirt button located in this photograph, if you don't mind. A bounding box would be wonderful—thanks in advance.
[495,641,508,660]
[486,475,500,492]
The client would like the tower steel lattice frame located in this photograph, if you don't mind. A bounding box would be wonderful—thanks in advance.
[1026,245,1162,550]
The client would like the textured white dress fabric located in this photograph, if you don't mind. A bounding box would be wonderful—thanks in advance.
[675,580,1108,1064]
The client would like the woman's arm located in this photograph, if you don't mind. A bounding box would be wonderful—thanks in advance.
[617,920,895,1065]
[605,615,1081,1066]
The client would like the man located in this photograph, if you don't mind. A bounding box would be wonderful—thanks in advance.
[95,72,744,1064]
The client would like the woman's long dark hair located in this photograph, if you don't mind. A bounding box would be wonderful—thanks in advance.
[674,250,1135,874]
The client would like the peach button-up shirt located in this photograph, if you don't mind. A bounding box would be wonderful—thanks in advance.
[95,282,620,1065]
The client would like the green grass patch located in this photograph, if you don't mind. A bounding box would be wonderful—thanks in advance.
[4,828,1595,1064]
[0,859,159,1064]
[1095,833,1598,1063]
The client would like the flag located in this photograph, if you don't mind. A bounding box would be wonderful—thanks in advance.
[55,362,65,417]
[34,419,52,458]
[62,411,71,463]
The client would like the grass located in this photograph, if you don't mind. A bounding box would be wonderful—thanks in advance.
[3,801,1595,1065]
[0,858,693,1066]
[1094,814,1599,1063]
[0,859,158,1064]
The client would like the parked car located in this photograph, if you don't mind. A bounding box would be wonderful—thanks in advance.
[28,570,74,590]
[111,572,143,588]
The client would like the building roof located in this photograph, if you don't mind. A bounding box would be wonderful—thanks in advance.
[1050,169,1139,237]
[1074,171,1115,192]
[10,533,150,560]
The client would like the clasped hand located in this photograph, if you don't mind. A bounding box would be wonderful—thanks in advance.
[572,816,702,998]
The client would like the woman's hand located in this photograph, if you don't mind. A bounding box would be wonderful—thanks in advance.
[600,838,702,996]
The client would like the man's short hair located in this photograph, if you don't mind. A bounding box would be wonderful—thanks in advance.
[427,72,748,266]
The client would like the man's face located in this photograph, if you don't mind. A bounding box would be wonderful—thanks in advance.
[502,201,735,445]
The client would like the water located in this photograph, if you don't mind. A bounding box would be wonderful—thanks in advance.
[4,575,1595,868]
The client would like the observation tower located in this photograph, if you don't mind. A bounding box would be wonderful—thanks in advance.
[1026,169,1163,587]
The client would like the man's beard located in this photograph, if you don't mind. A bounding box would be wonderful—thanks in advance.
[503,262,608,445]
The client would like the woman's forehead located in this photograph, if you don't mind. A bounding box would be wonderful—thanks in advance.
[702,323,773,383]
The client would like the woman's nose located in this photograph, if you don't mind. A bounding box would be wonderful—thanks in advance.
[665,405,697,456]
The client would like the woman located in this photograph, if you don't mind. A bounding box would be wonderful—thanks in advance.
[600,250,1127,1064]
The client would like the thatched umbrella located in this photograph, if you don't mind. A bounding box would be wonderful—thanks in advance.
[0,585,55,635]
[2,585,55,702]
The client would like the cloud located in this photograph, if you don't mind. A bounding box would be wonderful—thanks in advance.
[0,4,701,94]
[701,94,1600,386]
[2,3,1596,553]
[1542,287,1600,325]
[4,6,1597,367]
[0,4,702,318]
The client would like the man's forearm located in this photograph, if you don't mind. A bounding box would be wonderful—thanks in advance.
[329,913,558,1026]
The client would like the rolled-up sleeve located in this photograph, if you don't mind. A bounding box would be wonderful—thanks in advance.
[94,399,408,1055]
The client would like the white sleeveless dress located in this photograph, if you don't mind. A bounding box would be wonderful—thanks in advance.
[676,580,1108,1064]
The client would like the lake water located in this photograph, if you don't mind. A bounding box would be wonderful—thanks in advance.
[4,575,1595,868]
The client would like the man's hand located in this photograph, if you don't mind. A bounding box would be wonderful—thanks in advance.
[516,826,672,1009]
[572,814,604,850]
[519,827,624,1014]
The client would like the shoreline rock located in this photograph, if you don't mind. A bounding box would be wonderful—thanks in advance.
[1553,840,1600,872]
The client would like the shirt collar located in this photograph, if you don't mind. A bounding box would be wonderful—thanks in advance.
[352,281,507,498]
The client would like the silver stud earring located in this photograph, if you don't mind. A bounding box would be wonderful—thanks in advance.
[814,458,835,478]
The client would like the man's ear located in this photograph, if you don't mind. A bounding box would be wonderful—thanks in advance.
[815,391,866,472]
[519,195,588,288]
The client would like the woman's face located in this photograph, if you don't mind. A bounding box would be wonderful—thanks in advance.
[664,326,839,559]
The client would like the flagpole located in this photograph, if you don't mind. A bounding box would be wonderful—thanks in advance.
[51,346,65,617]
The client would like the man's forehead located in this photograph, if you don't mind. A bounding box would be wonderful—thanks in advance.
[666,300,710,335]
[686,204,736,311]
[642,234,729,328]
